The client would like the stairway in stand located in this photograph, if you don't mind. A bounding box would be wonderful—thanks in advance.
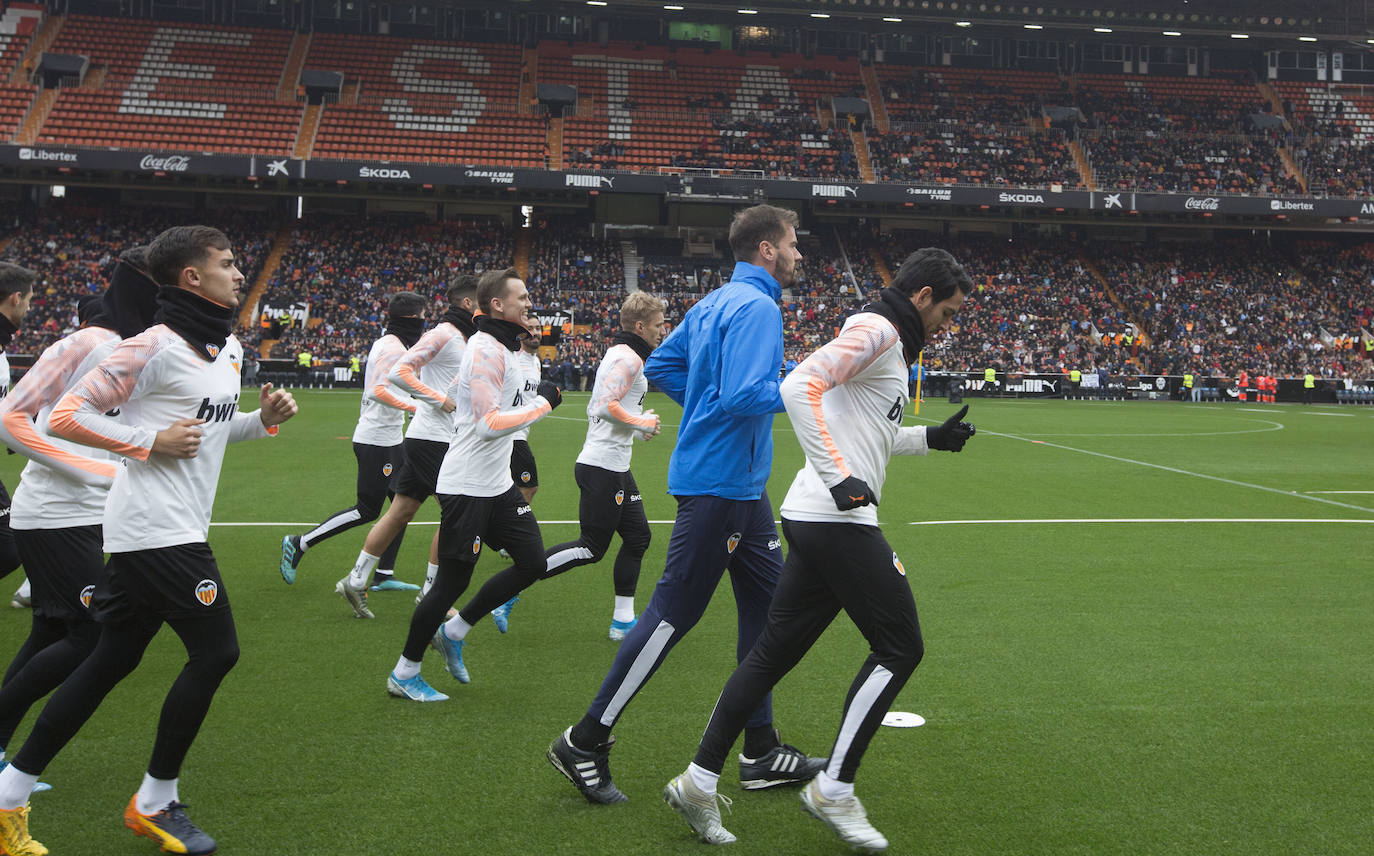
[514,226,532,281]
[237,225,295,356]
[621,240,641,292]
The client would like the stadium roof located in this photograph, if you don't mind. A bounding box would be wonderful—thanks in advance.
[500,0,1374,42]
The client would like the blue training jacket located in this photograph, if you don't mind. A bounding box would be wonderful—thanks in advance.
[645,261,785,500]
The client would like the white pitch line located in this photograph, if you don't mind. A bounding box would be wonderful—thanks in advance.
[907,518,1374,526]
[1305,491,1374,495]
[942,425,1374,515]
[214,517,1374,528]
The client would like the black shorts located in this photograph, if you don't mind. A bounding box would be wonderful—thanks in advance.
[91,543,231,629]
[354,441,405,499]
[394,437,448,501]
[436,486,543,564]
[15,525,105,622]
[510,439,538,489]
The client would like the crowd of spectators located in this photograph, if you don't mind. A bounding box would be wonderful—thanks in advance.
[1290,136,1374,198]
[869,124,1077,187]
[257,215,511,362]
[668,113,859,178]
[527,219,625,295]
[1084,130,1299,195]
[882,70,1042,127]
[0,204,274,355]
[1090,241,1360,380]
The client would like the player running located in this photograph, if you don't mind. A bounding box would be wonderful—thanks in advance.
[279,292,427,615]
[0,226,297,856]
[663,248,976,852]
[331,276,477,613]
[0,249,159,793]
[536,291,664,639]
[386,268,561,702]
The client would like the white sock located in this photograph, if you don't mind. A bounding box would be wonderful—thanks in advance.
[0,764,37,810]
[442,614,471,642]
[393,656,422,680]
[136,773,178,815]
[13,578,29,599]
[816,770,854,801]
[687,762,719,796]
[348,551,380,589]
[421,562,439,597]
[613,595,635,623]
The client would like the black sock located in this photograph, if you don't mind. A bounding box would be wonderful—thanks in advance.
[570,716,611,750]
[743,725,779,759]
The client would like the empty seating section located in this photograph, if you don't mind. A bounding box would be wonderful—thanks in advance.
[1272,81,1374,139]
[0,84,33,139]
[545,42,860,173]
[0,22,33,80]
[37,15,297,154]
[306,34,541,166]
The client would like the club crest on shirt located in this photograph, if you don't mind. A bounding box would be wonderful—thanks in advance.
[472,536,482,555]
[520,470,531,483]
[892,552,906,577]
[383,463,393,477]
[726,532,742,554]
[614,490,625,506]
[79,584,95,609]
[231,357,241,374]
[206,344,220,359]
[194,579,219,606]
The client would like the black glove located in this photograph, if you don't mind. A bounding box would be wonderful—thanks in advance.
[829,475,878,511]
[926,405,976,452]
[537,380,563,410]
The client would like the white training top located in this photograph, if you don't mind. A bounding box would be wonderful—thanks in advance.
[50,327,275,551]
[436,330,552,498]
[0,326,122,528]
[511,349,542,443]
[352,333,415,447]
[390,322,467,444]
[576,343,657,473]
[779,312,929,526]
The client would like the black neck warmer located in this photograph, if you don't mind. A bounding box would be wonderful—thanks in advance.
[862,287,928,365]
[155,286,234,361]
[442,305,477,339]
[476,315,528,352]
[88,259,161,339]
[387,315,425,349]
[0,312,16,350]
[611,330,653,363]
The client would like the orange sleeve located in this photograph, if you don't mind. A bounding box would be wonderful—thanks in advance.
[49,334,161,461]
[470,340,550,438]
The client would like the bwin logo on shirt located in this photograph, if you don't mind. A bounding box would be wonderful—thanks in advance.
[726,533,742,554]
[195,395,240,424]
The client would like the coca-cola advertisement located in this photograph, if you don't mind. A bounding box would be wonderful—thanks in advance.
[139,154,191,172]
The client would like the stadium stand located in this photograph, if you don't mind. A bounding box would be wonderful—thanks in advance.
[305,34,544,167]
[0,204,276,355]
[36,15,299,155]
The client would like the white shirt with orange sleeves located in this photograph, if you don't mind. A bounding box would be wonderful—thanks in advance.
[779,312,928,526]
[49,327,276,552]
[436,331,552,498]
[511,349,542,444]
[388,321,467,444]
[0,326,122,528]
[352,333,415,447]
[576,343,656,473]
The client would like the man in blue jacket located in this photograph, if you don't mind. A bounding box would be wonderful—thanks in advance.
[548,204,826,804]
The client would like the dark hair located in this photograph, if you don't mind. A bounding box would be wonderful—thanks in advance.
[146,226,231,287]
[388,290,428,318]
[447,273,478,307]
[728,204,799,263]
[476,267,520,314]
[890,247,974,303]
[0,262,37,299]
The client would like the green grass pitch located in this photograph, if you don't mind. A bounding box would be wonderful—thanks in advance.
[1,391,1370,855]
